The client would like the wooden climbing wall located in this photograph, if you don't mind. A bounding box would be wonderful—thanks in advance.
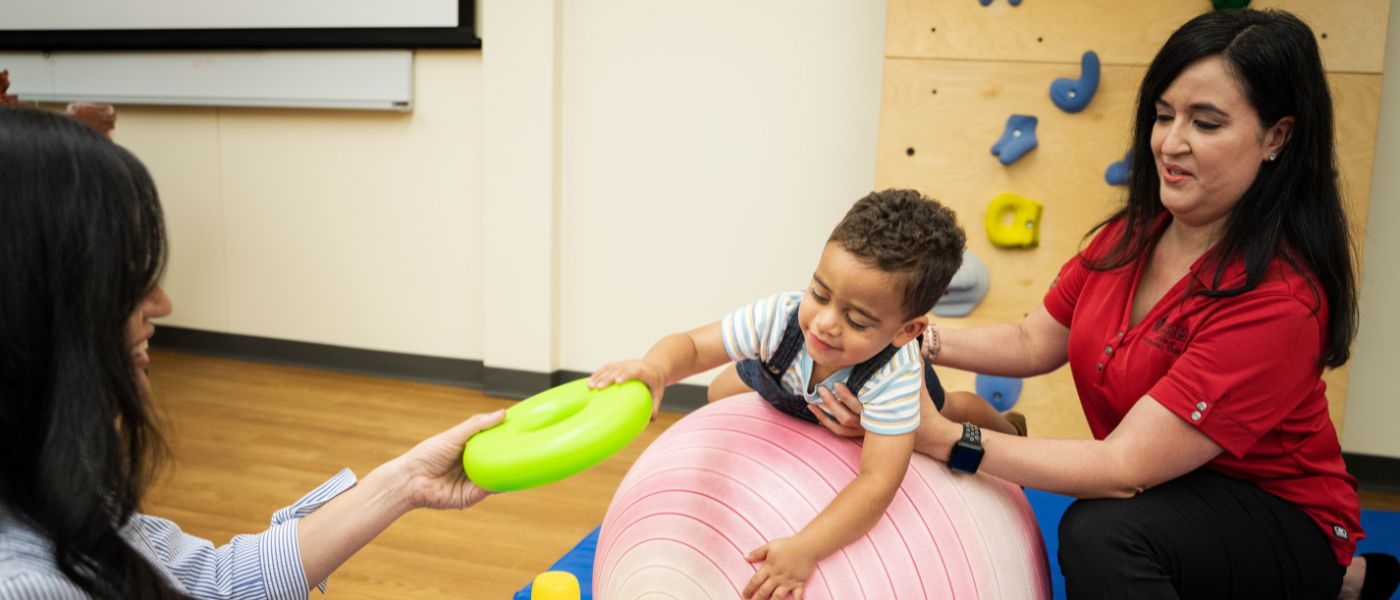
[875,0,1389,439]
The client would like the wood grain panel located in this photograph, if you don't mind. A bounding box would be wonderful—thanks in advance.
[877,58,1142,440]
[887,0,1390,73]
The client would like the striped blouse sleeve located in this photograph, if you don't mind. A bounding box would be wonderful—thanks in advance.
[856,344,923,436]
[0,573,89,599]
[721,291,801,362]
[131,468,358,599]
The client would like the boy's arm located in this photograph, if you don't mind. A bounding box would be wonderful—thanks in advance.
[795,429,913,556]
[743,429,913,598]
[589,321,731,412]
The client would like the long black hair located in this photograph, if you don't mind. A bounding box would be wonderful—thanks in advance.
[1092,9,1357,368]
[0,106,187,598]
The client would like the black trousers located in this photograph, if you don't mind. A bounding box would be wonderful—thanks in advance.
[1059,469,1345,599]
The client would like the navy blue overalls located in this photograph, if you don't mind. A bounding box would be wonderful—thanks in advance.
[736,304,946,424]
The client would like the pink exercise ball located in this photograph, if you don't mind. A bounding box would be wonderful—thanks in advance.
[595,394,1050,599]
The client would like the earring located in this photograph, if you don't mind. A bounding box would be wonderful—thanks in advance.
[1267,152,1278,162]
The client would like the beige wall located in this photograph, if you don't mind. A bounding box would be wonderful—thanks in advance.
[480,0,561,376]
[554,2,888,380]
[121,0,888,382]
[1342,0,1400,459]
[120,52,485,360]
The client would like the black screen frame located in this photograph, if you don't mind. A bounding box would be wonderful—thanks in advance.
[0,0,479,50]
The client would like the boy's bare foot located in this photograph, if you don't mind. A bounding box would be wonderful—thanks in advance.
[1340,555,1368,600]
[1005,411,1028,437]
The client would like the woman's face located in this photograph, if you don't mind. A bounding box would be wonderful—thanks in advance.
[126,283,172,391]
[1150,56,1292,231]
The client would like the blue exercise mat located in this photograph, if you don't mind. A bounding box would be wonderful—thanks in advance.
[513,527,598,600]
[517,492,1400,599]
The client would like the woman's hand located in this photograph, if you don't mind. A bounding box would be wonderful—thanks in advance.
[808,383,864,438]
[387,409,507,511]
[298,409,509,584]
[810,381,965,461]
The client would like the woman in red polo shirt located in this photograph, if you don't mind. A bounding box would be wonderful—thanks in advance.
[809,9,1397,600]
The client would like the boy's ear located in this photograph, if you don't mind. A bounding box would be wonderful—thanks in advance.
[892,314,929,347]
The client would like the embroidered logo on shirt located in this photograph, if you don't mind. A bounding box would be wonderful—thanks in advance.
[1144,317,1189,355]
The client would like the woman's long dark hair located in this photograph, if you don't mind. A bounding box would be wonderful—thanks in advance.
[1092,9,1357,368]
[0,106,187,598]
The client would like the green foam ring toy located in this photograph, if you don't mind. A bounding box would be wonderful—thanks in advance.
[462,378,652,492]
[985,192,1043,249]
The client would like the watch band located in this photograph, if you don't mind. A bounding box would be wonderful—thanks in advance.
[948,421,984,474]
[923,323,942,362]
[962,421,981,444]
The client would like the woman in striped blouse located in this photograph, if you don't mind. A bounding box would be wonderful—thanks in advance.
[0,105,505,599]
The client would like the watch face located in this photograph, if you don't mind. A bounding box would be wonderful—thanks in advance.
[949,440,984,474]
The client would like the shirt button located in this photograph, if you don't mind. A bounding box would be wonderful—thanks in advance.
[1190,410,1202,421]
[1196,401,1207,411]
[1105,346,1114,355]
[1096,362,1104,372]
[1117,331,1125,338]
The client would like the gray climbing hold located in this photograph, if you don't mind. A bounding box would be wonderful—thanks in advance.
[934,249,990,317]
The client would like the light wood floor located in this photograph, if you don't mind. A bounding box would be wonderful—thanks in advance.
[144,350,683,599]
[145,350,1400,599]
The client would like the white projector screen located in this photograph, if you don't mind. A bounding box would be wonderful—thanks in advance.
[0,0,477,49]
[3,0,457,31]
[1,50,415,111]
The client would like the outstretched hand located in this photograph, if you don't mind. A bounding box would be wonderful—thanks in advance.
[588,359,666,418]
[389,409,507,511]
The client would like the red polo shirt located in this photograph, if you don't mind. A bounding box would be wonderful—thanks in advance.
[1044,218,1361,566]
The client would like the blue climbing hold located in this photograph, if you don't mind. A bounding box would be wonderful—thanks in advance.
[979,0,1022,5]
[1105,150,1131,186]
[1050,51,1100,113]
[975,374,1023,412]
[991,115,1038,165]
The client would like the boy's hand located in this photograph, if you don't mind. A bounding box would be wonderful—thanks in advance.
[743,536,814,600]
[588,359,666,416]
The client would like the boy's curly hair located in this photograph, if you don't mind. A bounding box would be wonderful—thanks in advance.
[828,189,966,319]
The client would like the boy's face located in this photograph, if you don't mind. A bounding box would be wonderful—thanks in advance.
[798,243,928,371]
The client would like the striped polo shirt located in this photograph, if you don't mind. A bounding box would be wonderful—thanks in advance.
[721,291,923,435]
[0,468,357,599]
